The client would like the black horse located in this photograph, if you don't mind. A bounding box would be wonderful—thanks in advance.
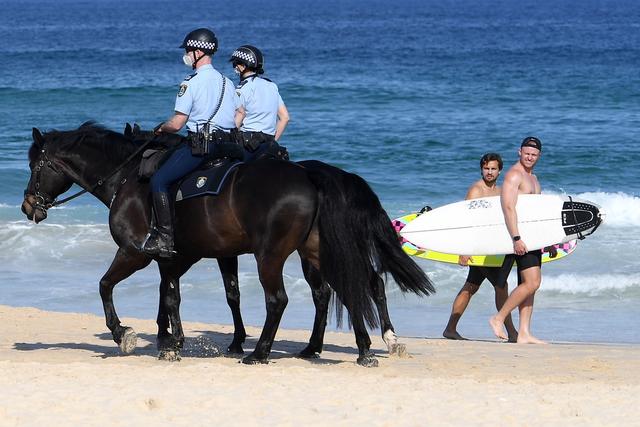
[22,124,434,366]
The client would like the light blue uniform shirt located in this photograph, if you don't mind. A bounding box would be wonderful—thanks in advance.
[235,75,284,136]
[174,64,237,133]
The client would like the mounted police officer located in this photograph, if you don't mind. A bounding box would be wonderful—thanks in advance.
[230,45,289,161]
[142,28,236,258]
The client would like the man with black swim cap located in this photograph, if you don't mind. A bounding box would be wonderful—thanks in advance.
[521,136,542,151]
[489,136,547,344]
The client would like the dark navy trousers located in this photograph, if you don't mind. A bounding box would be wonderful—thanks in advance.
[150,143,203,193]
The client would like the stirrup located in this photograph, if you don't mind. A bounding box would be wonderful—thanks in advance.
[141,231,175,258]
[156,247,177,259]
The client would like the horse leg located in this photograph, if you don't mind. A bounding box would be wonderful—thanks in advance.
[242,256,288,365]
[157,269,183,361]
[372,274,406,357]
[156,257,198,360]
[217,257,246,355]
[99,249,152,354]
[298,257,332,359]
[156,275,169,347]
[156,258,196,361]
[352,314,378,367]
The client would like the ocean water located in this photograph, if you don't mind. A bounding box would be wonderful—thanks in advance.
[1,0,639,344]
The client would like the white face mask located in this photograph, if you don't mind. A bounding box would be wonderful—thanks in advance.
[182,53,194,67]
[233,66,240,75]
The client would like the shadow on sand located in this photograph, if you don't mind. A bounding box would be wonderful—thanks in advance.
[13,328,390,365]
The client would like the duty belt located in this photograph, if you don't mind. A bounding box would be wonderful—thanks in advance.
[188,129,233,144]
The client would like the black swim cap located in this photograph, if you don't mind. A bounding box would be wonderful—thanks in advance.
[521,136,542,151]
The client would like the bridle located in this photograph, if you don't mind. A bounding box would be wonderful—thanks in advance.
[27,136,154,214]
[28,146,68,214]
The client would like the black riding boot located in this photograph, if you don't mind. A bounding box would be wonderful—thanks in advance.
[142,192,175,258]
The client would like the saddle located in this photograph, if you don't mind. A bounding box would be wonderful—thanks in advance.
[137,145,244,201]
[175,157,243,201]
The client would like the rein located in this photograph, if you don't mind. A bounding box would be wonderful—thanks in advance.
[32,137,154,211]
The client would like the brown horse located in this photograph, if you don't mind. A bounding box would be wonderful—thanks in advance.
[22,124,435,366]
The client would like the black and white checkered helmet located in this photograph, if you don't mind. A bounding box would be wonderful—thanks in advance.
[229,45,264,74]
[180,28,218,54]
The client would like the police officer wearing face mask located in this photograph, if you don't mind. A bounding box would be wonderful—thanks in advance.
[142,28,237,258]
[230,45,290,161]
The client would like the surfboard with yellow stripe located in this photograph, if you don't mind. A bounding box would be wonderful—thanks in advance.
[392,213,577,267]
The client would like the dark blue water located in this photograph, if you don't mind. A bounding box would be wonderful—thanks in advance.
[1,0,639,343]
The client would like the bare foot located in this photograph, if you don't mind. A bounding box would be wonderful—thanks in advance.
[443,329,467,340]
[489,316,507,340]
[517,334,548,344]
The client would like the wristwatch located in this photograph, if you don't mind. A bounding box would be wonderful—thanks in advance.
[512,235,521,242]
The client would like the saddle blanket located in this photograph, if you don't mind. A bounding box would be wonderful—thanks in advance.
[176,157,243,201]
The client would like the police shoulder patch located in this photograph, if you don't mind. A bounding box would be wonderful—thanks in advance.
[178,84,188,97]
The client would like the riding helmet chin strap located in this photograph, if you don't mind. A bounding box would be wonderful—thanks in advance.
[240,71,257,82]
[191,51,205,70]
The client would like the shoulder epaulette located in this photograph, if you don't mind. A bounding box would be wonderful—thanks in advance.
[236,79,249,89]
[183,73,197,81]
[259,76,273,83]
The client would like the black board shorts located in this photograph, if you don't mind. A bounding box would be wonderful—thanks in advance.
[465,250,542,288]
[514,250,542,276]
[465,255,515,288]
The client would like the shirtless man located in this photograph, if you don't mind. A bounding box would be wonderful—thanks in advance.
[489,136,546,344]
[443,153,518,342]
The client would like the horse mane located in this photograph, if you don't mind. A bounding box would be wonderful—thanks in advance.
[29,122,138,164]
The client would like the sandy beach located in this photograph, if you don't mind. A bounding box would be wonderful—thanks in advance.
[0,304,638,426]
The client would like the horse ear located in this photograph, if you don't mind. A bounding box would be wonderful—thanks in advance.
[32,128,45,147]
[133,123,141,135]
[124,123,132,137]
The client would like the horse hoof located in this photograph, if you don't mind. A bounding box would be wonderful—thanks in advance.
[389,343,398,355]
[389,343,408,358]
[158,350,182,361]
[241,355,269,365]
[226,344,245,355]
[395,343,408,357]
[357,355,379,368]
[119,327,137,355]
[383,330,399,352]
[298,351,320,359]
[298,346,321,359]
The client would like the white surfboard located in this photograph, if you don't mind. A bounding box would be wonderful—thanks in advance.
[399,194,604,255]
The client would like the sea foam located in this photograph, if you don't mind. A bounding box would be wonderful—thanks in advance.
[544,191,640,228]
[541,272,640,296]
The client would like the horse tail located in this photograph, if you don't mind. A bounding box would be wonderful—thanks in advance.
[302,160,435,329]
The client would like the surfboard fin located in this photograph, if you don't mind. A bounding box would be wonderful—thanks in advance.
[418,205,432,215]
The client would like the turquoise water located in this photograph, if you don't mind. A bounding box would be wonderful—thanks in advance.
[1,0,639,343]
